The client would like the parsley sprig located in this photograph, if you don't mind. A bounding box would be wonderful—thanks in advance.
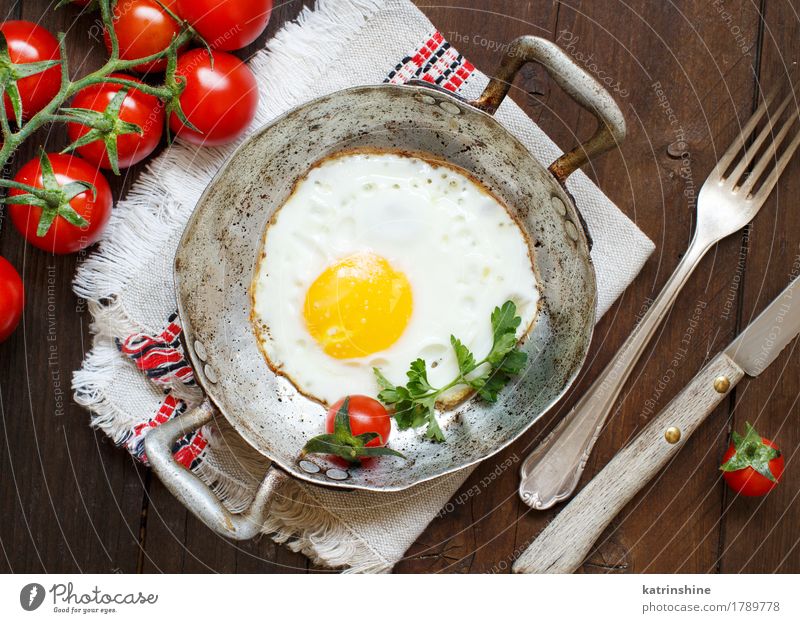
[373,301,528,442]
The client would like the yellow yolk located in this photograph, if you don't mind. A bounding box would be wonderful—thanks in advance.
[303,251,413,359]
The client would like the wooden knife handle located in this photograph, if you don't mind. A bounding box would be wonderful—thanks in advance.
[513,352,745,574]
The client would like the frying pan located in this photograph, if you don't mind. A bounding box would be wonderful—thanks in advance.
[144,36,626,539]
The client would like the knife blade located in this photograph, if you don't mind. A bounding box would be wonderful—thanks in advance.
[725,274,800,376]
[514,275,800,574]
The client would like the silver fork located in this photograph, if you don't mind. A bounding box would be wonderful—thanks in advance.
[519,85,800,509]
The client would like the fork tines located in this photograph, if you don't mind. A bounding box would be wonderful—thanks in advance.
[717,84,800,201]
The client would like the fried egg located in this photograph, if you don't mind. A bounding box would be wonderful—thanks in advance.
[251,151,540,406]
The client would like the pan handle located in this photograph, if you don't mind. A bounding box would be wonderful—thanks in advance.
[470,36,626,183]
[144,398,288,540]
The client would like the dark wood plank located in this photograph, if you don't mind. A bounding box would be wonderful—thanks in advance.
[0,0,314,574]
[509,0,764,574]
[718,0,800,574]
[0,0,146,573]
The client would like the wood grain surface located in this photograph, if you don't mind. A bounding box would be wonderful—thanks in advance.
[0,0,798,574]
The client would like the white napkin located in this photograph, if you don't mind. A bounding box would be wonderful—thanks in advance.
[72,0,654,572]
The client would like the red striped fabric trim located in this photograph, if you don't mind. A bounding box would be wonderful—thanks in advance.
[116,312,195,387]
[385,31,476,92]
[124,392,208,468]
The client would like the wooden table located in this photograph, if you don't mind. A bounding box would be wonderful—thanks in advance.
[1,0,798,574]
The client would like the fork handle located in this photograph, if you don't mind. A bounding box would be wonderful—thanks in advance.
[519,235,712,510]
[513,352,744,573]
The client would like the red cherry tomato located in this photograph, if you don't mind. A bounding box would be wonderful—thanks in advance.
[721,424,784,497]
[104,0,184,73]
[176,0,272,51]
[169,49,258,146]
[0,21,62,120]
[66,74,164,170]
[0,256,24,343]
[326,395,392,447]
[9,154,113,255]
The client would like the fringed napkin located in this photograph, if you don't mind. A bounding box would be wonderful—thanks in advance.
[72,0,654,572]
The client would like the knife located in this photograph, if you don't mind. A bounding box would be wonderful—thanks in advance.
[513,275,800,574]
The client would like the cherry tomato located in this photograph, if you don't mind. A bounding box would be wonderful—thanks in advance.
[104,0,184,73]
[66,74,164,170]
[326,395,392,447]
[0,256,24,343]
[721,423,784,497]
[176,0,272,51]
[169,49,258,146]
[9,154,113,255]
[0,21,62,120]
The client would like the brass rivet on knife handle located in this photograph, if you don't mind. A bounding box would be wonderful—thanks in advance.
[664,427,681,444]
[713,376,731,393]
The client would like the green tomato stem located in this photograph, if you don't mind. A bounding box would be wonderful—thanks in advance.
[0,0,190,177]
[0,178,42,193]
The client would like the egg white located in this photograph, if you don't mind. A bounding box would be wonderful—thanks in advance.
[251,151,540,406]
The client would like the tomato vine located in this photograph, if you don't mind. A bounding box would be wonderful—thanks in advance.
[0,0,199,191]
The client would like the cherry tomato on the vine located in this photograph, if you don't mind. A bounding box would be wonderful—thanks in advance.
[66,74,164,171]
[104,0,185,73]
[0,21,62,121]
[169,49,258,146]
[176,0,272,51]
[9,153,112,255]
[0,256,24,343]
[720,422,784,497]
[326,395,392,448]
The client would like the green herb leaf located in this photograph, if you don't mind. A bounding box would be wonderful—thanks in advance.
[422,399,445,442]
[406,358,434,398]
[374,300,527,442]
[486,300,523,364]
[373,368,404,405]
[391,390,430,431]
[451,335,476,377]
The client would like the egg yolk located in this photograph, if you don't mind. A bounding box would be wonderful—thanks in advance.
[303,251,413,359]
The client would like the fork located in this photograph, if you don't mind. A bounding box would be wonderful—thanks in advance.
[519,85,800,510]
